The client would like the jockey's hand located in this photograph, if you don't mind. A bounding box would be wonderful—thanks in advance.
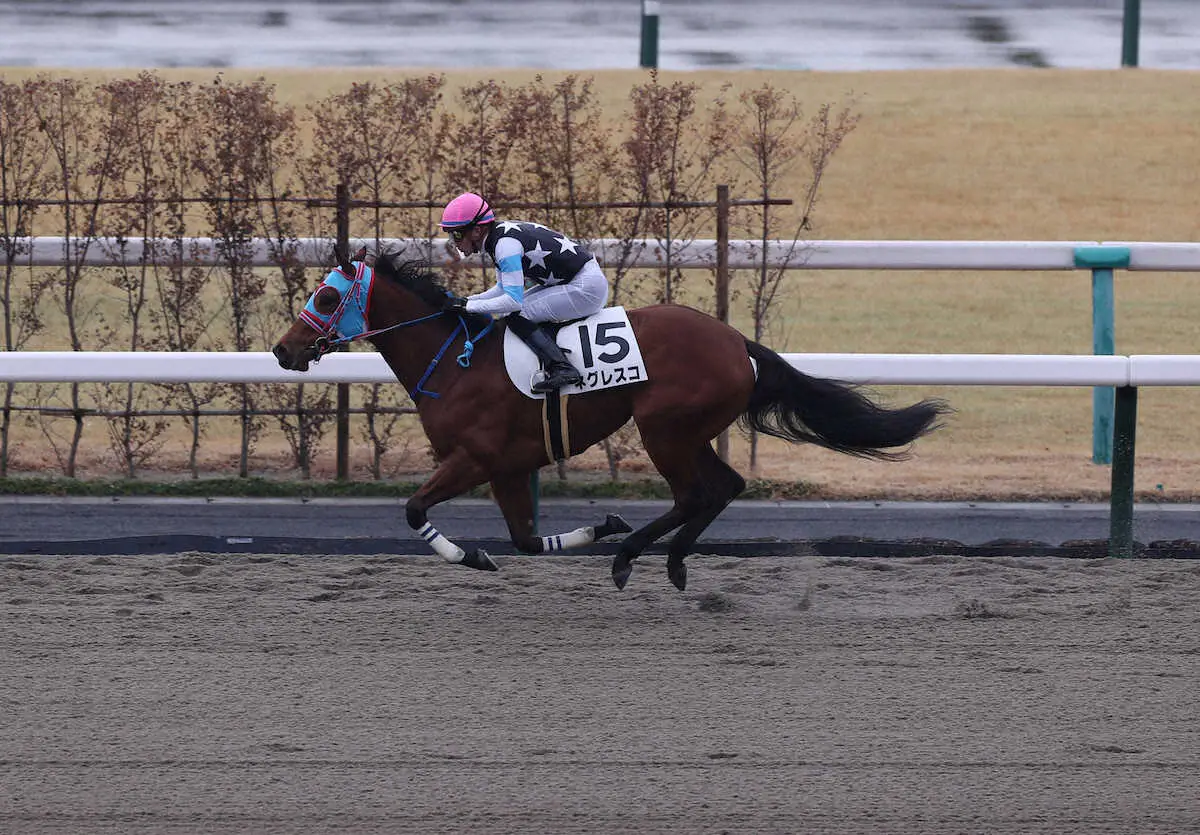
[442,295,468,313]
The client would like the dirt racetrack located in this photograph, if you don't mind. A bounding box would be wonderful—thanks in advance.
[2,551,1199,834]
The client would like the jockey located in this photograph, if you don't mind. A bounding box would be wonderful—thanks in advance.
[439,191,610,394]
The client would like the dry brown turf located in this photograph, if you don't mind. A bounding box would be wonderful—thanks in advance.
[3,550,1200,834]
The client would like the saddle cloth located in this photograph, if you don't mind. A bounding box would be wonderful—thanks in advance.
[503,306,649,399]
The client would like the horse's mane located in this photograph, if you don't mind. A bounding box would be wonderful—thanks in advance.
[372,251,452,308]
[371,249,494,331]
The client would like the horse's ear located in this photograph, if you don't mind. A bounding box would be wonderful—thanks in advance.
[313,284,340,315]
[332,244,355,275]
[371,249,392,276]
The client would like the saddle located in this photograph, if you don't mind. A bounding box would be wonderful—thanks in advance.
[499,307,649,462]
[501,306,647,399]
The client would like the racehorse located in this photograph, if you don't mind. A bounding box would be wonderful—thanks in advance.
[272,248,950,590]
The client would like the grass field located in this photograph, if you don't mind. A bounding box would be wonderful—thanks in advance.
[4,67,1200,498]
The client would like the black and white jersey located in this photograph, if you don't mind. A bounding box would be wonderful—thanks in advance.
[483,221,594,286]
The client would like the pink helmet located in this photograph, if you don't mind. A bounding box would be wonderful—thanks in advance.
[440,192,495,230]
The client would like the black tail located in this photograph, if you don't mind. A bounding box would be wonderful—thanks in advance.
[739,340,950,461]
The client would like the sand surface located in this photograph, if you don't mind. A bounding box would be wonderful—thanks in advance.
[2,551,1199,834]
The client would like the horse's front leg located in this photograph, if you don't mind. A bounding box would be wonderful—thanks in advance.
[406,452,497,572]
[490,472,632,555]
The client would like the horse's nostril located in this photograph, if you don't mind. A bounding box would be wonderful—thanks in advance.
[272,344,289,368]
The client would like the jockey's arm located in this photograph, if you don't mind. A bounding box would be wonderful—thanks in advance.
[464,237,525,317]
[466,284,507,302]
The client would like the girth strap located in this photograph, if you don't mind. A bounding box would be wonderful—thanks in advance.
[542,393,572,462]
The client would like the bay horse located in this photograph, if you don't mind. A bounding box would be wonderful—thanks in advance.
[272,248,949,590]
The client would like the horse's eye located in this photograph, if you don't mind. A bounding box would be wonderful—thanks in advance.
[313,285,340,315]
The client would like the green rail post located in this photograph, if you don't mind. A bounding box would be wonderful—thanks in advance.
[1074,246,1130,465]
[640,0,659,69]
[1122,0,1141,68]
[1109,385,1138,558]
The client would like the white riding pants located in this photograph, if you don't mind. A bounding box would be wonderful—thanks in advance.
[521,258,610,323]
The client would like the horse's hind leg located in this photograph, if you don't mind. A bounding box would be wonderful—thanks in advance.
[611,504,693,590]
[490,472,633,555]
[665,446,747,591]
[611,437,713,590]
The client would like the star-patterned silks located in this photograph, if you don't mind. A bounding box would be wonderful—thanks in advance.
[525,241,550,269]
[484,219,594,285]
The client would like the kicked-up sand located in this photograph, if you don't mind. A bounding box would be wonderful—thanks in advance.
[2,550,1199,834]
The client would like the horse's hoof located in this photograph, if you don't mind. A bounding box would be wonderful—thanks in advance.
[612,566,633,590]
[460,548,498,572]
[668,561,688,591]
[612,555,634,590]
[594,513,633,540]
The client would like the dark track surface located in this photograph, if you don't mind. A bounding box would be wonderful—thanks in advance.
[5,552,1200,833]
[2,497,1199,558]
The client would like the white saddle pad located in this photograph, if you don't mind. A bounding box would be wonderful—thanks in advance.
[503,306,649,399]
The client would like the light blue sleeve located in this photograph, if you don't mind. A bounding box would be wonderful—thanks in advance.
[463,236,526,316]
[494,237,527,303]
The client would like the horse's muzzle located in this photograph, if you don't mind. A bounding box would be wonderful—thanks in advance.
[272,343,311,372]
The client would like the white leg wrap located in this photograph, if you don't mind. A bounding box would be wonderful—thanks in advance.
[540,525,596,553]
[418,522,465,563]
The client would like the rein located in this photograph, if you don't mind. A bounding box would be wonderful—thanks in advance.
[314,310,443,356]
[305,262,494,400]
[410,315,495,400]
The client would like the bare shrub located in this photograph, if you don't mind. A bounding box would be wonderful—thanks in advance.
[92,73,179,476]
[191,77,299,476]
[619,72,733,308]
[0,78,54,475]
[731,86,860,469]
[34,76,136,475]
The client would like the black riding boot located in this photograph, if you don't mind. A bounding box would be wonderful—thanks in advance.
[508,315,583,393]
